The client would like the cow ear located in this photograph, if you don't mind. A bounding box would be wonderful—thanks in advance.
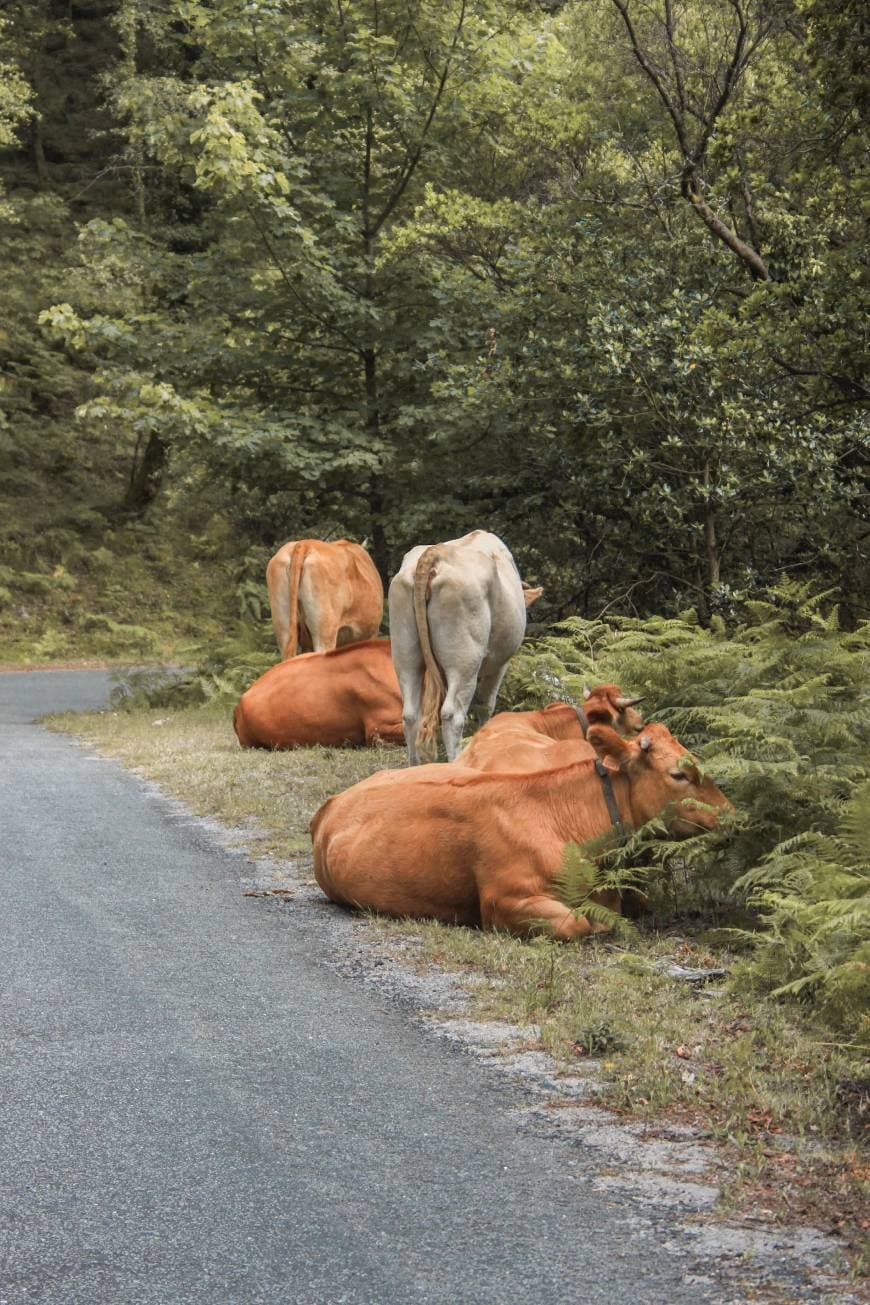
[522,585,543,609]
[587,724,632,772]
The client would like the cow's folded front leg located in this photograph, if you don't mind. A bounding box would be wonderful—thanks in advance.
[364,716,405,747]
[483,890,612,941]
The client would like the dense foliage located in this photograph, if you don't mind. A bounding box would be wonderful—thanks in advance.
[503,584,870,1038]
[1,0,866,636]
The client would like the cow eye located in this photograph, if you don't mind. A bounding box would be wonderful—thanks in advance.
[669,770,690,782]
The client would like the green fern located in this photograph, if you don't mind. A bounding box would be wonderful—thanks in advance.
[733,782,870,1041]
[503,583,869,1028]
[552,840,632,935]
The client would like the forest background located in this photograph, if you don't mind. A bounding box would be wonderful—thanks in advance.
[0,0,866,661]
[1,3,868,1043]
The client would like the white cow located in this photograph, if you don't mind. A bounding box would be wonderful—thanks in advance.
[388,530,542,764]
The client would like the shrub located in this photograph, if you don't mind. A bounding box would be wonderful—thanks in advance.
[79,614,161,654]
[504,583,869,1034]
[111,630,274,709]
[734,781,870,1041]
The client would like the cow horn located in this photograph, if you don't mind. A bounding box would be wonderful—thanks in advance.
[639,736,652,751]
[616,695,644,709]
[583,686,591,701]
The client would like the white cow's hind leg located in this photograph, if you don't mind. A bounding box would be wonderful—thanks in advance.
[403,700,423,765]
[473,658,510,723]
[441,669,481,761]
[394,654,425,765]
[386,575,425,765]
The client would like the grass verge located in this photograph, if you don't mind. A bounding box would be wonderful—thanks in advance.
[50,701,404,857]
[50,702,869,1272]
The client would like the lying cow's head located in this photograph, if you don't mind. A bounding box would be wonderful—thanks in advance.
[582,683,645,737]
[587,722,731,837]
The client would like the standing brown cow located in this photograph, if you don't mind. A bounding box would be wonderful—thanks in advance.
[266,539,384,660]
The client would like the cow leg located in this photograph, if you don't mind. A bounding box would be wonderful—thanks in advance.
[484,890,612,941]
[307,613,340,653]
[388,598,426,765]
[472,657,510,725]
[363,709,405,748]
[298,617,315,653]
[440,668,482,761]
[401,683,427,762]
[267,560,291,657]
[393,660,425,767]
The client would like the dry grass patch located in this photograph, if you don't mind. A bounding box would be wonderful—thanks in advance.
[377,918,858,1138]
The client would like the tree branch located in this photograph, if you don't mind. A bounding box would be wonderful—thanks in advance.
[611,0,691,156]
[367,0,467,239]
[610,0,771,281]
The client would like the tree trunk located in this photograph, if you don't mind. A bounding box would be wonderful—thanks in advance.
[124,431,167,512]
[33,118,49,190]
[683,173,770,282]
[703,459,720,614]
[361,108,389,584]
[837,533,869,632]
[363,346,388,583]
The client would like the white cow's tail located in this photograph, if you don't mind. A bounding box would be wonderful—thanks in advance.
[413,546,445,762]
[284,541,309,658]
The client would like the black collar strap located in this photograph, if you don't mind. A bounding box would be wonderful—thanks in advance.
[595,760,625,837]
[576,705,625,839]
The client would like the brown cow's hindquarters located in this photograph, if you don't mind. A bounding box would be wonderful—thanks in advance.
[314,825,481,926]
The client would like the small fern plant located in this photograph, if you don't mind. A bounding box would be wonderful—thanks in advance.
[733,780,870,1042]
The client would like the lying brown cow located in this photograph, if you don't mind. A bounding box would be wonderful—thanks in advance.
[456,684,644,773]
[266,538,384,659]
[234,639,404,749]
[311,723,730,939]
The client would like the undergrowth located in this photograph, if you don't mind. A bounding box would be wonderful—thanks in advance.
[500,582,869,1041]
[0,483,274,665]
[105,580,870,1042]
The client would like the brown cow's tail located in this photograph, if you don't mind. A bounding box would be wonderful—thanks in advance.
[284,541,309,658]
[413,546,446,762]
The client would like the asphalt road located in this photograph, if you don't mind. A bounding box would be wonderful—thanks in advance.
[0,670,729,1305]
